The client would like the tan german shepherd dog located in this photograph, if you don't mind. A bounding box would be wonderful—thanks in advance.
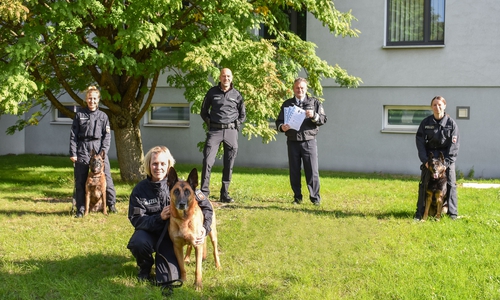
[85,149,107,216]
[167,167,220,291]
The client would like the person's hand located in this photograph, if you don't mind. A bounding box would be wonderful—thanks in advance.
[194,227,206,246]
[70,156,77,163]
[160,206,170,221]
[282,124,290,132]
[305,109,315,118]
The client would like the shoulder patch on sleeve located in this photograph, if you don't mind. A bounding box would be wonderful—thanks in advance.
[106,126,110,133]
[195,190,207,201]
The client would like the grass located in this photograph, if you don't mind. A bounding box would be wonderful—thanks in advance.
[1,154,500,299]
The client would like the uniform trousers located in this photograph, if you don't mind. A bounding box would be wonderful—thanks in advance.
[287,139,321,203]
[74,158,116,213]
[416,162,458,218]
[127,229,180,284]
[201,128,238,198]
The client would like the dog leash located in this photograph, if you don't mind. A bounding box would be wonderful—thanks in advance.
[155,196,184,295]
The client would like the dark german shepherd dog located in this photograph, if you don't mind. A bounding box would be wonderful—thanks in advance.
[85,149,107,216]
[422,152,447,221]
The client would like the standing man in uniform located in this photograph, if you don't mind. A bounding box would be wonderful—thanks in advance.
[200,68,246,203]
[275,77,327,206]
[70,86,117,218]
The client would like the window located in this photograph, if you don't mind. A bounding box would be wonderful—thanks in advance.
[145,104,190,127]
[386,0,445,46]
[260,8,307,41]
[52,103,79,124]
[382,105,433,133]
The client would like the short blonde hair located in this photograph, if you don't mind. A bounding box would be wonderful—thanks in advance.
[85,86,101,99]
[142,146,176,177]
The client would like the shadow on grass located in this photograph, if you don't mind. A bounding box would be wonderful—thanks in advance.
[0,254,193,299]
[0,208,73,217]
[221,204,413,220]
[0,253,273,299]
[185,164,419,181]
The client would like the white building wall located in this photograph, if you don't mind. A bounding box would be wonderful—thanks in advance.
[0,115,25,155]
[2,0,500,178]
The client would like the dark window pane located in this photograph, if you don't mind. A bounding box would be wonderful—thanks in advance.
[151,106,189,121]
[260,7,306,41]
[57,105,77,119]
[430,0,445,41]
[387,0,444,45]
[388,109,432,125]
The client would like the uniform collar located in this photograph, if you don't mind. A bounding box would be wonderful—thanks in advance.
[147,176,168,192]
[218,82,233,92]
[84,107,99,114]
[433,114,448,125]
[295,96,307,105]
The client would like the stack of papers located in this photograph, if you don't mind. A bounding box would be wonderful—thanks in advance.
[284,105,306,131]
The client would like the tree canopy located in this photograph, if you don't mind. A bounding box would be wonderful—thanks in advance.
[0,0,361,182]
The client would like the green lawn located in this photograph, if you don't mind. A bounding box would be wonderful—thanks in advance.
[1,154,499,299]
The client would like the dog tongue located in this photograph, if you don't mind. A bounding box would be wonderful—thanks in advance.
[433,173,439,179]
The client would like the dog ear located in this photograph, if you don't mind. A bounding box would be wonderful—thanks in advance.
[439,151,445,162]
[91,149,96,156]
[100,150,106,159]
[187,168,199,190]
[167,167,178,189]
[428,152,434,160]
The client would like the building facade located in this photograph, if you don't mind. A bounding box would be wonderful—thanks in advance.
[1,0,499,178]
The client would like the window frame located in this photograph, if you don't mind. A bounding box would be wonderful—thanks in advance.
[144,103,190,128]
[52,103,79,124]
[385,0,445,47]
[382,105,433,133]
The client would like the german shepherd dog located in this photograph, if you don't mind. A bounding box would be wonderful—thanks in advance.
[85,149,107,216]
[167,167,221,291]
[422,152,447,221]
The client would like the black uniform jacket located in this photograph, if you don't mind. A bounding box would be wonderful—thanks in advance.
[200,83,246,128]
[128,176,213,236]
[275,95,327,141]
[69,107,111,164]
[416,114,459,167]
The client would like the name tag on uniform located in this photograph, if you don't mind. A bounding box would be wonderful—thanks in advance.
[425,125,434,129]
[214,96,222,100]
[143,198,159,205]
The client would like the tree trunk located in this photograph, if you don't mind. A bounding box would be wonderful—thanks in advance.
[113,123,144,183]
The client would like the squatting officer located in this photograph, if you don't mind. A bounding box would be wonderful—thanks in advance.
[200,68,246,203]
[415,96,460,220]
[127,146,212,296]
[70,86,117,218]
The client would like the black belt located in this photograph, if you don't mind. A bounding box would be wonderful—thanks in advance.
[78,137,99,141]
[211,123,235,129]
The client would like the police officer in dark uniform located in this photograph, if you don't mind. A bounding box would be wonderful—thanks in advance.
[415,96,460,220]
[70,86,117,218]
[200,68,246,203]
[275,77,327,206]
[127,146,212,295]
